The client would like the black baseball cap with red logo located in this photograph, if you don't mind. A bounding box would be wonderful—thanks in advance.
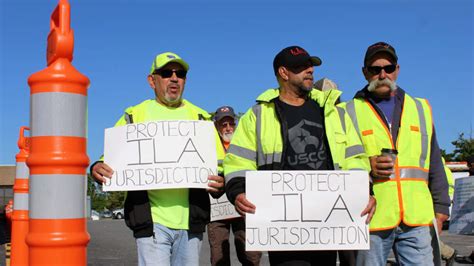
[273,46,322,76]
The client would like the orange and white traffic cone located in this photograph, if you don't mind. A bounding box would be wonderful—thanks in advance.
[26,1,90,265]
[11,126,30,266]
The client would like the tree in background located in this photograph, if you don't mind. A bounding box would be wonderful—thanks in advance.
[87,174,125,211]
[105,191,126,210]
[441,133,474,161]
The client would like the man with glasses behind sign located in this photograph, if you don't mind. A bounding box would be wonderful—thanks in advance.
[90,52,225,266]
[339,42,450,265]
[207,106,262,265]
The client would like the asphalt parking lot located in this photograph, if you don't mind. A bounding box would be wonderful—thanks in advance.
[1,219,472,265]
[86,219,267,266]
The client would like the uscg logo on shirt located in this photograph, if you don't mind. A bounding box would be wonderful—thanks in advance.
[287,119,327,169]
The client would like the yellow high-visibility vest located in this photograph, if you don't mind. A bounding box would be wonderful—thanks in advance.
[343,93,434,231]
[224,88,369,186]
[442,158,454,198]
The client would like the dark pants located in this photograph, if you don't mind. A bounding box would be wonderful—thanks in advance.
[268,250,337,266]
[207,217,262,266]
[338,250,356,266]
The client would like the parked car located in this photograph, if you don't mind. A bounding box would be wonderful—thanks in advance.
[113,208,124,219]
[91,210,100,221]
[100,210,112,219]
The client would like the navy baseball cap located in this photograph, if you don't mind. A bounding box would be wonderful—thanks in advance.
[214,106,236,122]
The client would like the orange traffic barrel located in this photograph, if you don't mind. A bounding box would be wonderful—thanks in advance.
[26,0,90,265]
[11,126,30,266]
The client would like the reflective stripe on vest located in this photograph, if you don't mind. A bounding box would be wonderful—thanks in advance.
[346,94,434,230]
[228,144,256,162]
[336,106,346,133]
[252,104,283,168]
[252,105,265,167]
[414,100,428,168]
[346,145,365,159]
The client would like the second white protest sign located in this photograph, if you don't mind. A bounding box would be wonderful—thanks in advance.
[246,170,370,251]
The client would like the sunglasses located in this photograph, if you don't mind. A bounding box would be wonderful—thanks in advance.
[220,121,236,128]
[154,69,187,79]
[366,65,396,75]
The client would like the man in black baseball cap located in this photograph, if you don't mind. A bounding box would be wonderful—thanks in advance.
[273,45,322,76]
[271,45,323,97]
[223,45,375,266]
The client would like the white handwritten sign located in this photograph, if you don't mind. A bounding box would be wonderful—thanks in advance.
[449,176,474,235]
[246,170,370,251]
[103,120,217,191]
[210,193,241,222]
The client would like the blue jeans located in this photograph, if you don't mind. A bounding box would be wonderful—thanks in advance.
[136,223,203,266]
[356,224,433,266]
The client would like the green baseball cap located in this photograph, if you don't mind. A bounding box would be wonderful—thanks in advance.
[150,52,189,74]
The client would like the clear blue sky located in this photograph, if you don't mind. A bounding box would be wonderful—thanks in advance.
[1,0,473,165]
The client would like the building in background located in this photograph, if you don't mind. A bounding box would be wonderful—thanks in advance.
[446,162,470,180]
[0,166,14,207]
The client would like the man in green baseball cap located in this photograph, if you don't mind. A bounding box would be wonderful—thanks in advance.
[150,52,189,73]
[91,51,226,266]
[147,52,190,108]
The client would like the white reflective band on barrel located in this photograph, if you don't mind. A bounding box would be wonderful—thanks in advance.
[29,174,86,219]
[414,99,428,168]
[399,168,429,181]
[16,162,29,179]
[13,193,29,211]
[31,92,87,137]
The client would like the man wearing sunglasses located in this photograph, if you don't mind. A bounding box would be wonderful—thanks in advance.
[90,52,225,266]
[341,42,450,265]
[223,46,375,265]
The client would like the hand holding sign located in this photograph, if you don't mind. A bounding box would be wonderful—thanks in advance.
[91,162,113,184]
[207,175,224,193]
[235,193,256,216]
